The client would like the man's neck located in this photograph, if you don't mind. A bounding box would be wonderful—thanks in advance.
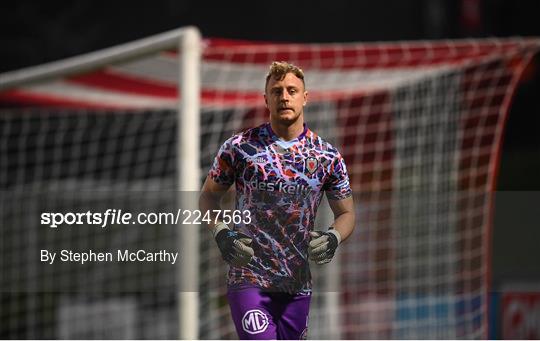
[270,119,305,141]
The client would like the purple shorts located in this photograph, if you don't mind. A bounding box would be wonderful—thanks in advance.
[227,286,311,340]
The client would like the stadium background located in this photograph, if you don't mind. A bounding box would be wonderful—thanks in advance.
[1,0,539,338]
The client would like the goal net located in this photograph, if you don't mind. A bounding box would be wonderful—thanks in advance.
[1,29,539,339]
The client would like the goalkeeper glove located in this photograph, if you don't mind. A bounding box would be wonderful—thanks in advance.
[308,228,341,264]
[213,222,254,267]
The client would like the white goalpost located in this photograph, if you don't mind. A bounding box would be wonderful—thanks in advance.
[176,27,201,340]
[0,26,202,340]
[1,28,539,339]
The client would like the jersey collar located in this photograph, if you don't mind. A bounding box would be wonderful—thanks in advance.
[266,122,309,142]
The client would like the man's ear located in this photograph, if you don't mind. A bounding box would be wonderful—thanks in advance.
[303,91,308,106]
[264,93,268,108]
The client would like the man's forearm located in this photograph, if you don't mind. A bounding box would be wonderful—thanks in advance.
[327,196,356,244]
[199,191,223,230]
[331,211,355,243]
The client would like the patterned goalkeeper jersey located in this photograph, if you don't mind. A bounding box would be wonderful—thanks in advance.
[209,122,351,293]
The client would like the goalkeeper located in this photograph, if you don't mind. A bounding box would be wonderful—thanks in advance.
[200,61,355,340]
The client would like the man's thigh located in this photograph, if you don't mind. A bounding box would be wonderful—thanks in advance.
[227,287,311,340]
[272,292,311,340]
[227,287,277,339]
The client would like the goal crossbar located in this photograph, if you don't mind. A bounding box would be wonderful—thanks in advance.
[0,26,199,91]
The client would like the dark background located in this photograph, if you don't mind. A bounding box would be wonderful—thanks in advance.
[1,0,539,288]
[2,0,540,72]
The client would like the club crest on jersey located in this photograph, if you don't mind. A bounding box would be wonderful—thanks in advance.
[305,157,319,174]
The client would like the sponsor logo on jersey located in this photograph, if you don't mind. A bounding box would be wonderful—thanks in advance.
[250,179,312,195]
[305,157,319,174]
[242,309,269,335]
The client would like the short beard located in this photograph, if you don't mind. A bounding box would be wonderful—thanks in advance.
[271,111,301,127]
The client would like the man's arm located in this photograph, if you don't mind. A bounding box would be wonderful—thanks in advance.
[199,176,230,231]
[308,196,355,264]
[199,176,254,266]
[328,195,355,243]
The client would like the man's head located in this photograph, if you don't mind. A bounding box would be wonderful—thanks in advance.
[264,61,308,126]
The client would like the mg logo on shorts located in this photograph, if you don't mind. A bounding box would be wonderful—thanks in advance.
[242,309,269,334]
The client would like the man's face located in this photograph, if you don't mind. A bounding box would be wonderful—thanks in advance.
[264,72,308,125]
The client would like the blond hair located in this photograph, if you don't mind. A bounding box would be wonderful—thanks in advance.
[265,61,305,90]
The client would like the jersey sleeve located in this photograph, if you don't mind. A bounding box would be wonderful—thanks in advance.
[324,152,352,200]
[208,137,236,187]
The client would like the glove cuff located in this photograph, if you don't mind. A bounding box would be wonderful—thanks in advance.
[212,221,230,239]
[328,228,342,245]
